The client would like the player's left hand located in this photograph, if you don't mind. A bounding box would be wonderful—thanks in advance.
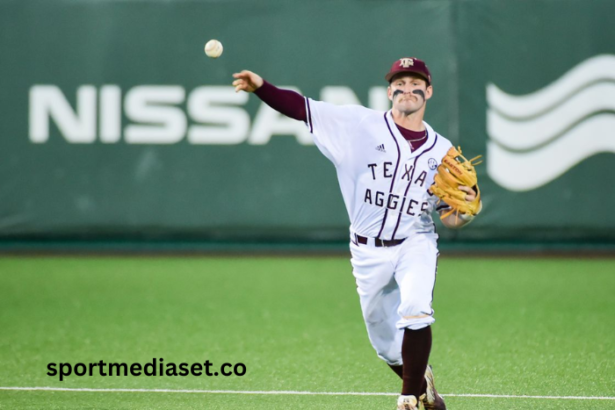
[430,146,482,222]
[458,185,476,202]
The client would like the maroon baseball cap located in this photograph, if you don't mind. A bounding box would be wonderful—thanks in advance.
[385,57,431,85]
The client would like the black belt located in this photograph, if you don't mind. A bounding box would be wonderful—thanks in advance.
[354,234,406,248]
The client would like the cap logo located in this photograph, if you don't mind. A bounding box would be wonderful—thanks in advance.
[399,58,414,68]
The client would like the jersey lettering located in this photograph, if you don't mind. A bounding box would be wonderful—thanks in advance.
[367,162,394,180]
[406,199,419,215]
[402,164,413,181]
[383,162,393,178]
[421,201,429,214]
[364,189,427,215]
[374,191,386,206]
[367,163,377,180]
[387,194,399,209]
[414,171,427,187]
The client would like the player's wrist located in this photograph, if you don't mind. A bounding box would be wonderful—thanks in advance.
[253,79,271,96]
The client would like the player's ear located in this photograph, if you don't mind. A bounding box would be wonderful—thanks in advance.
[425,85,433,100]
[387,85,393,101]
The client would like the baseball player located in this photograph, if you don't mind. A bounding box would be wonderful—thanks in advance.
[233,57,480,410]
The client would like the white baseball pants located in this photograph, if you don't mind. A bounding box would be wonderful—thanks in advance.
[349,233,439,365]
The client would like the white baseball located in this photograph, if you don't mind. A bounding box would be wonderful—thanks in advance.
[204,39,223,58]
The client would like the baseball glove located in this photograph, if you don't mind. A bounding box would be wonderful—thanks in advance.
[429,146,482,220]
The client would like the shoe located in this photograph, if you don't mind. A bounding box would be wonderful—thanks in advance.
[397,395,418,410]
[420,365,447,410]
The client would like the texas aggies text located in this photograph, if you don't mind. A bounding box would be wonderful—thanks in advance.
[364,160,436,217]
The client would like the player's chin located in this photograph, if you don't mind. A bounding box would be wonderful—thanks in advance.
[396,104,421,116]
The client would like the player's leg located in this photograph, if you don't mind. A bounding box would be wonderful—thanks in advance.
[393,235,439,399]
[390,340,447,409]
[388,362,404,378]
[350,242,404,366]
[400,326,432,397]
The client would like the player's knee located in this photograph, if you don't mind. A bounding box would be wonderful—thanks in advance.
[398,299,431,318]
[363,306,386,325]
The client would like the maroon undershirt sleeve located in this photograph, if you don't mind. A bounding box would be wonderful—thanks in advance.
[253,80,307,122]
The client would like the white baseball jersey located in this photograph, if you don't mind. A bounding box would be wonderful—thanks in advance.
[305,98,453,240]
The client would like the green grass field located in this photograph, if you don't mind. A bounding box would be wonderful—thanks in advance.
[1,256,614,409]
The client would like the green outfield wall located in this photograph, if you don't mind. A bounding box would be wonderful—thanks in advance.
[0,0,613,248]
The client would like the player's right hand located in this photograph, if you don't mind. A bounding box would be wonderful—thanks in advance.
[232,70,263,93]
